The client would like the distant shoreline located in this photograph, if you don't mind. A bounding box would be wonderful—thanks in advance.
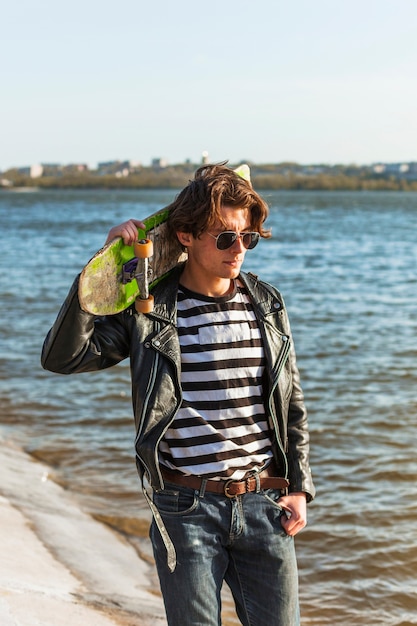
[3,162,417,192]
[2,176,417,192]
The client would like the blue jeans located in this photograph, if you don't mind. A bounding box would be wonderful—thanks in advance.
[150,482,300,626]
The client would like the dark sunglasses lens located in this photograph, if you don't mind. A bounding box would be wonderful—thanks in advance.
[216,232,260,250]
[243,232,260,249]
[216,232,237,250]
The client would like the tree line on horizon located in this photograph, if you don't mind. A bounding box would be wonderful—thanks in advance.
[2,163,417,191]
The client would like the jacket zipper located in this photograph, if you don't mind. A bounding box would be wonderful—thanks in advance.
[135,320,182,487]
[153,349,183,487]
[134,321,161,449]
[268,335,292,477]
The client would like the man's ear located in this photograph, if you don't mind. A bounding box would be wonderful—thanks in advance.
[177,231,193,248]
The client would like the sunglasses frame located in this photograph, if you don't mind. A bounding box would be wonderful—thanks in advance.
[207,230,260,251]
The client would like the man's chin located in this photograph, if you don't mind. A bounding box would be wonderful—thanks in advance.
[223,263,242,278]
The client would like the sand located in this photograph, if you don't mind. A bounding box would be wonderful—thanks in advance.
[0,432,167,626]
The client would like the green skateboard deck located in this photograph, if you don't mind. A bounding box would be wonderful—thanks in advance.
[79,207,187,315]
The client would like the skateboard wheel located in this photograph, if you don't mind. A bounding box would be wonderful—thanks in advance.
[134,239,153,259]
[135,294,154,314]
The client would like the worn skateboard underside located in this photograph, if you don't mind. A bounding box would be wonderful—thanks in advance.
[79,211,187,315]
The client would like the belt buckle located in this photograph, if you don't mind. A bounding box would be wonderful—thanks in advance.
[224,476,256,498]
[224,479,238,498]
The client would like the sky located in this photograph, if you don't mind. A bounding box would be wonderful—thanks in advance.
[2,0,417,170]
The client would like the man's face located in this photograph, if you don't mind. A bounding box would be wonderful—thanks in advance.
[177,205,253,294]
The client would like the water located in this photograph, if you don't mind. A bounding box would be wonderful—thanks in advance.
[1,188,416,625]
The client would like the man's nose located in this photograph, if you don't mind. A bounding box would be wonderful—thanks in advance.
[231,234,246,252]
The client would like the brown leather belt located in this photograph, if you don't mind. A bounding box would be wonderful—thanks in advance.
[161,465,289,498]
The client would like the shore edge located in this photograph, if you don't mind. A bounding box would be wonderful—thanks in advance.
[0,431,167,626]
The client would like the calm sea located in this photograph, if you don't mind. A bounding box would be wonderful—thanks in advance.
[1,188,416,625]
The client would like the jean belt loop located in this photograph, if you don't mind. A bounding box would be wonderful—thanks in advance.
[199,478,207,498]
[255,473,261,493]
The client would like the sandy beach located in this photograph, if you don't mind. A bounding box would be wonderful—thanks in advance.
[0,432,167,626]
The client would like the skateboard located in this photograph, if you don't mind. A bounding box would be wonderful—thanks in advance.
[78,164,251,315]
[78,207,187,315]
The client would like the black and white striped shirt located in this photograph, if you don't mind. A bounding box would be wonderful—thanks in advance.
[159,281,273,480]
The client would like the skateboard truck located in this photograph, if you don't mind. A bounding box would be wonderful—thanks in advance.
[122,258,139,284]
[133,239,154,313]
[121,258,154,284]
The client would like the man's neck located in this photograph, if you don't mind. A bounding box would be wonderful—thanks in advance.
[179,266,234,298]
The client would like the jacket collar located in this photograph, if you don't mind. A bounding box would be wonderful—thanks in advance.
[148,264,285,324]
[239,272,285,319]
[149,264,184,324]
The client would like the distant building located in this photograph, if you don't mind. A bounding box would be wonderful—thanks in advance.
[202,151,209,165]
[30,164,44,178]
[372,162,412,176]
[40,163,62,175]
[408,162,417,177]
[151,158,169,169]
[98,161,124,175]
[62,163,89,173]
[97,160,141,176]
[17,166,31,176]
[115,168,130,178]
[98,160,119,169]
[372,164,386,174]
[385,163,409,175]
[33,163,62,177]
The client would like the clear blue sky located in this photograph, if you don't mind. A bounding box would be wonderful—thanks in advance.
[2,0,417,169]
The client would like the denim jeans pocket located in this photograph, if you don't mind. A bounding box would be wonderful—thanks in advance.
[153,483,199,516]
[263,487,284,509]
[262,488,291,536]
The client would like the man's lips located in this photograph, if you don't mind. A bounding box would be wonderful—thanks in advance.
[224,258,242,266]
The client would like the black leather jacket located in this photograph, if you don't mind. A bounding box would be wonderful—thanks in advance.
[41,265,315,501]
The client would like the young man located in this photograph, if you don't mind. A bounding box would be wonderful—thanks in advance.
[42,163,315,626]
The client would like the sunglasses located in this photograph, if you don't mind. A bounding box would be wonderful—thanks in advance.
[207,230,260,251]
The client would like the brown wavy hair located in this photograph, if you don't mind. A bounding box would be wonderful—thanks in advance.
[166,163,271,240]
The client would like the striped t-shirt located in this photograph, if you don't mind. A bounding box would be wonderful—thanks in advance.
[158,280,273,480]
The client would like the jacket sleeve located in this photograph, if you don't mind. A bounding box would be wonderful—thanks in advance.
[286,340,315,501]
[41,275,130,374]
